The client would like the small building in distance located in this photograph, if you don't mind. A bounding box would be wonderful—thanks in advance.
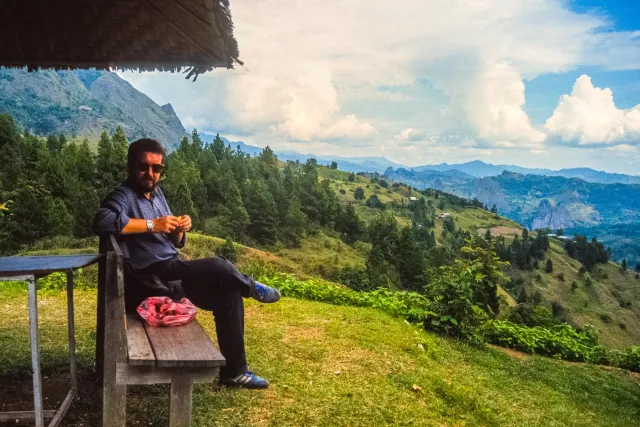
[546,233,572,242]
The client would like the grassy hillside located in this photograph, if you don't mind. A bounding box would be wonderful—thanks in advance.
[315,166,640,349]
[512,240,640,349]
[0,281,638,426]
[22,163,639,349]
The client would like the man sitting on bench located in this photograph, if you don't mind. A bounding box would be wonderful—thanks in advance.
[93,138,280,389]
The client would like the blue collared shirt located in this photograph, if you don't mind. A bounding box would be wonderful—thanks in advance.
[93,181,186,270]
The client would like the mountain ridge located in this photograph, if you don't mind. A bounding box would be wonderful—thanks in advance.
[0,68,187,148]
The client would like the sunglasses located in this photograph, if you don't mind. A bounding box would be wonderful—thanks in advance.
[137,162,165,174]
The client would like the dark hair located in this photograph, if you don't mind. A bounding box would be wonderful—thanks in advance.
[127,138,166,172]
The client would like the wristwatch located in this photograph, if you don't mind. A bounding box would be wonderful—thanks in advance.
[146,219,154,233]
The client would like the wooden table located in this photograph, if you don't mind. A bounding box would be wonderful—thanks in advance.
[0,254,102,427]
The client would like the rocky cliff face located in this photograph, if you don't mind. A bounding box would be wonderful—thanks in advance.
[530,199,575,230]
[0,68,187,149]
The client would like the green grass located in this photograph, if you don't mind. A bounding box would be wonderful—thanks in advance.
[0,284,638,426]
[275,232,368,277]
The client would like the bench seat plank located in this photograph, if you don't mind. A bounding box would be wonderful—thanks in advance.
[126,314,156,366]
[143,319,226,368]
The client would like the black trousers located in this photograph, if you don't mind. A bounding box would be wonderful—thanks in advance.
[126,256,256,378]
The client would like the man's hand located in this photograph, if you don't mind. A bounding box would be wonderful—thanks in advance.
[153,215,180,233]
[176,215,192,233]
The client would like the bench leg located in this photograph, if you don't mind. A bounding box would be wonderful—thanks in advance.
[169,374,194,427]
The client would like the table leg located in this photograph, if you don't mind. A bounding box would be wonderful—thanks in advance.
[66,272,77,393]
[27,275,44,427]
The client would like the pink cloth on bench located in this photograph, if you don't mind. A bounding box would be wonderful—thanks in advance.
[137,296,197,327]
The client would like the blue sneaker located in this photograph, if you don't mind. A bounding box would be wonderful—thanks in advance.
[251,281,281,303]
[220,371,269,389]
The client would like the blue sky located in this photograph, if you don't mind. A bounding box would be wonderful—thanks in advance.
[121,0,640,174]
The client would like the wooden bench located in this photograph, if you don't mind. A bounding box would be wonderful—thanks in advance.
[96,234,225,427]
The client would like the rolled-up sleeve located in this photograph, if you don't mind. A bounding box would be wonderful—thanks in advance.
[92,189,131,235]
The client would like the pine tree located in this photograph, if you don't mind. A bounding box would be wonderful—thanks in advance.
[490,204,498,214]
[191,129,203,161]
[47,135,60,152]
[395,226,426,291]
[354,187,365,200]
[170,179,198,221]
[366,245,395,290]
[281,196,307,246]
[348,172,355,182]
[212,133,225,161]
[545,258,553,273]
[96,131,115,196]
[217,171,250,240]
[44,196,74,236]
[0,114,24,189]
[76,140,96,185]
[336,203,362,245]
[245,179,279,245]
[111,126,129,183]
[621,258,628,272]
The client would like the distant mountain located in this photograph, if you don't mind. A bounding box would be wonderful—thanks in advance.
[385,167,640,261]
[198,132,264,156]
[412,160,640,185]
[198,133,403,173]
[0,68,187,149]
[277,153,404,173]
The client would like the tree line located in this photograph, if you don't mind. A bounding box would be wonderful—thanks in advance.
[0,114,368,253]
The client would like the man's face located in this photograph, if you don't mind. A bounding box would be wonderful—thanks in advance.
[133,152,164,193]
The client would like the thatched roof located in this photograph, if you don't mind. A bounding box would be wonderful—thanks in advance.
[0,0,241,80]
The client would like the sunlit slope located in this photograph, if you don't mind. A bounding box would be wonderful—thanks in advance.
[0,282,637,426]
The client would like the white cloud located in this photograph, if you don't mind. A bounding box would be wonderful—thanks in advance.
[545,75,640,145]
[119,0,640,171]
[322,115,377,140]
[458,63,547,146]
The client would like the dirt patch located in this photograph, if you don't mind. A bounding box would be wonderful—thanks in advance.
[489,344,529,360]
[0,370,102,426]
[478,226,522,237]
[280,325,326,343]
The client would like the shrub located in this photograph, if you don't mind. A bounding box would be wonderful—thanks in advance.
[258,272,640,372]
[545,259,553,273]
[571,281,578,291]
[600,313,612,324]
[339,189,346,195]
[424,245,505,341]
[619,322,626,330]
[365,194,385,209]
[484,321,599,362]
[260,273,433,323]
[506,303,554,328]
[557,272,565,282]
[333,265,370,292]
[216,236,239,263]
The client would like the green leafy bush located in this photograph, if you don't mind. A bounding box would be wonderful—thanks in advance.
[259,273,433,324]
[424,245,505,341]
[257,267,640,373]
[484,320,640,372]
